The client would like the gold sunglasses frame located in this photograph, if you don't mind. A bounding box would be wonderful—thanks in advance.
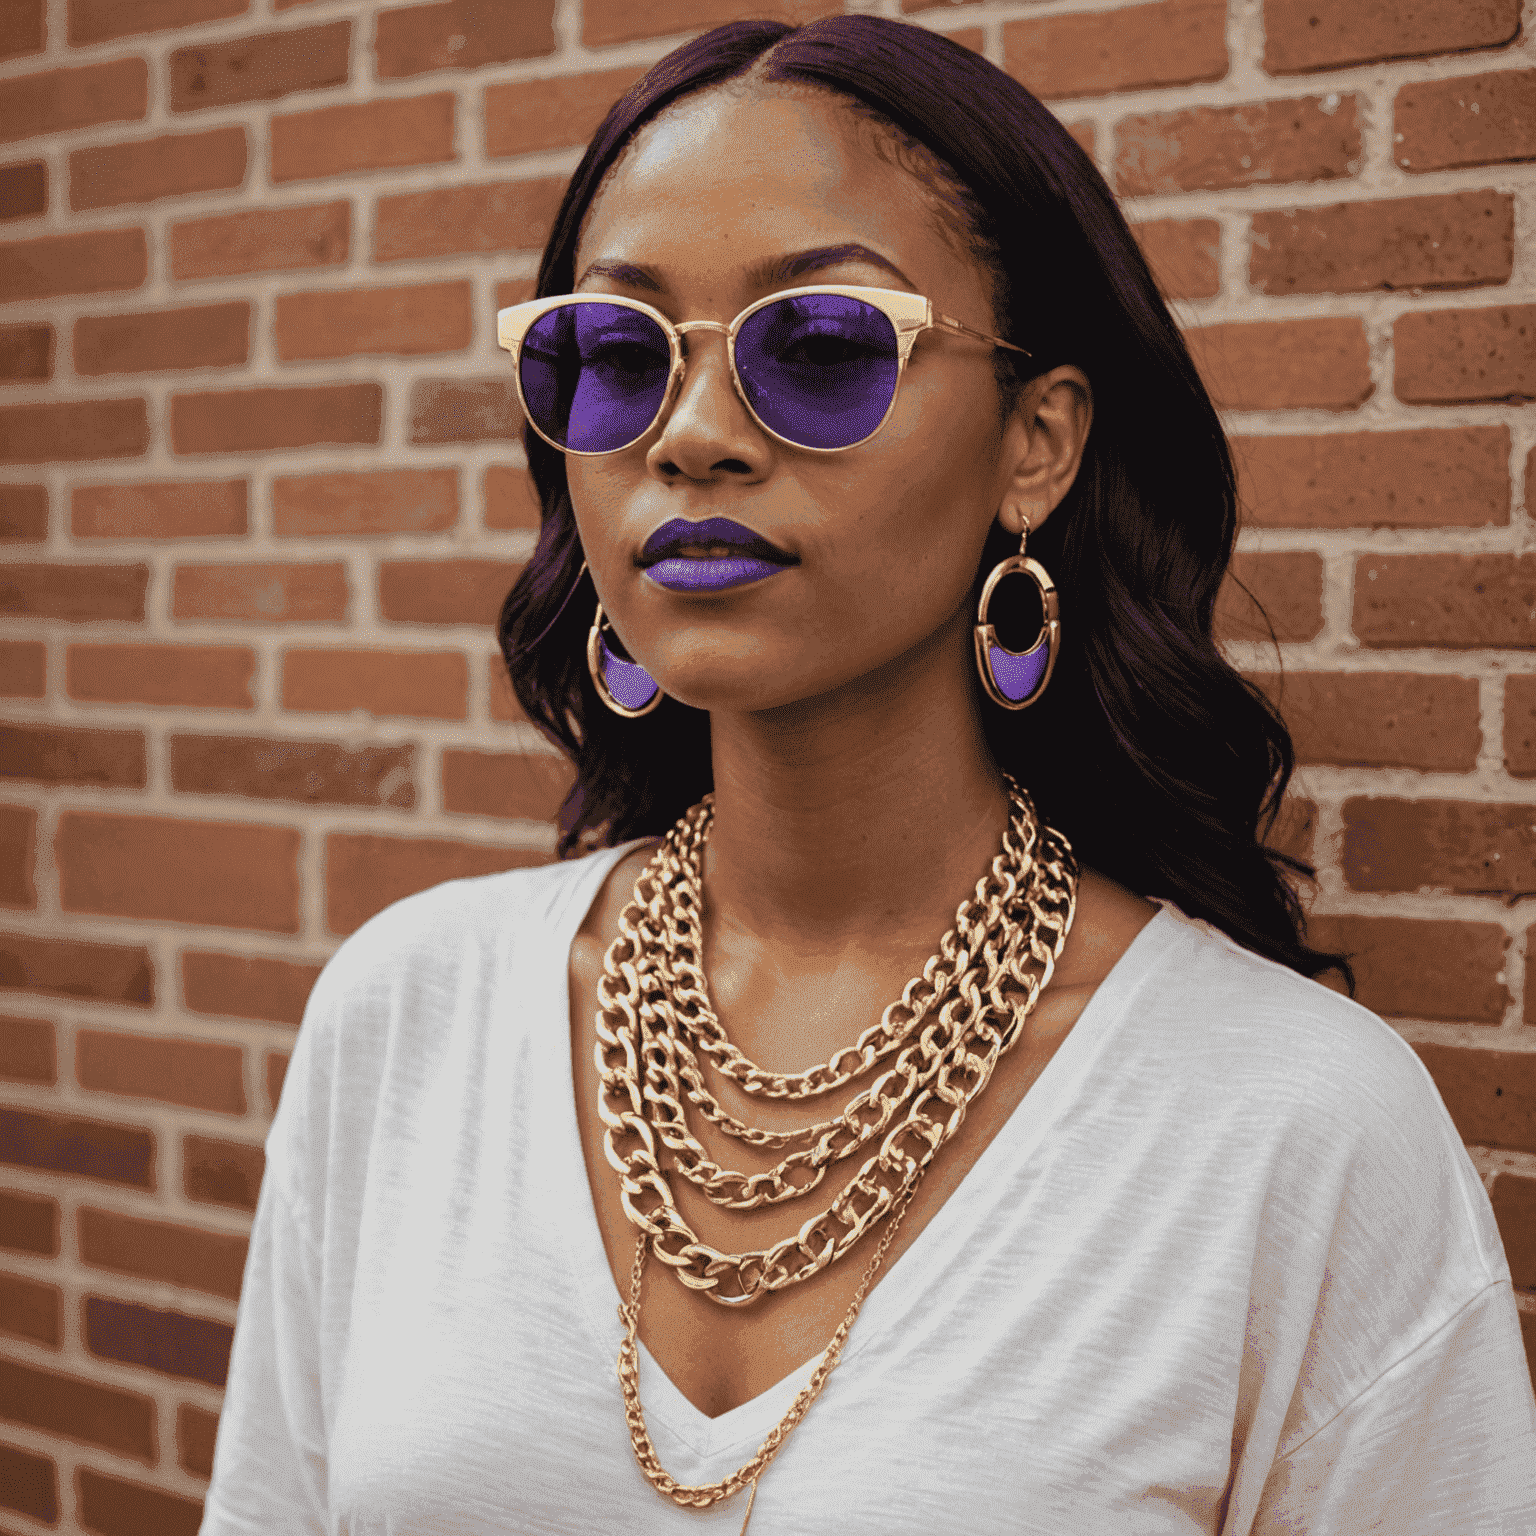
[495,284,1032,457]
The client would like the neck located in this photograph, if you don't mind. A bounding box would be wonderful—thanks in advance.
[700,607,1012,961]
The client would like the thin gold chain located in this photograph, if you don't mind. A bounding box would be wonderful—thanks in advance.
[616,1170,926,1517]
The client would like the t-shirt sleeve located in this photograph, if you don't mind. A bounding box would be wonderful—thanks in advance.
[198,1170,328,1534]
[1251,1275,1536,1533]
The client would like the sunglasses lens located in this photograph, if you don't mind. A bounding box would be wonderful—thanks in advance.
[519,302,671,452]
[735,293,899,450]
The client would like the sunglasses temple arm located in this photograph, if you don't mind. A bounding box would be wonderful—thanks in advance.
[509,559,590,657]
[933,311,1032,357]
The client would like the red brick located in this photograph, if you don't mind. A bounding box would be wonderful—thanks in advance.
[1411,1042,1536,1156]
[0,320,50,382]
[1343,798,1536,897]
[0,723,146,787]
[442,749,573,820]
[1004,0,1226,100]
[485,65,646,157]
[0,1009,55,1084]
[73,479,246,539]
[1115,94,1359,196]
[171,732,415,807]
[274,280,470,361]
[1394,304,1535,405]
[67,642,253,708]
[1505,675,1536,778]
[0,483,46,540]
[1354,554,1535,651]
[1184,318,1371,412]
[181,949,320,1026]
[0,159,46,219]
[179,1401,220,1475]
[1214,550,1323,643]
[374,177,564,262]
[0,803,35,908]
[2,0,45,60]
[70,0,247,43]
[78,1204,246,1299]
[169,20,349,112]
[273,467,457,537]
[0,639,44,696]
[283,647,468,720]
[409,378,521,443]
[1396,69,1536,174]
[379,558,522,627]
[1063,119,1096,159]
[0,58,147,146]
[172,561,347,623]
[1251,190,1513,297]
[182,1132,265,1209]
[270,94,453,183]
[1234,426,1509,529]
[376,0,555,78]
[1490,1173,1536,1288]
[326,830,546,934]
[484,464,539,531]
[0,1187,61,1255]
[78,1466,205,1531]
[171,383,381,454]
[0,1271,58,1345]
[1131,218,1219,301]
[494,277,536,311]
[266,1048,288,1109]
[582,0,832,47]
[0,930,152,1007]
[170,200,348,280]
[488,654,524,722]
[74,301,248,377]
[57,811,300,931]
[0,562,146,620]
[0,1358,155,1456]
[0,398,148,464]
[0,227,145,302]
[1264,0,1521,75]
[69,126,245,214]
[1246,671,1480,770]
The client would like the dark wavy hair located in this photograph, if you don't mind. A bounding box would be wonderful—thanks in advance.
[497,14,1350,986]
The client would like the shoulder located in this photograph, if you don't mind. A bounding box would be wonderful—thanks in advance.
[309,842,633,1017]
[1124,905,1507,1283]
[1133,903,1442,1117]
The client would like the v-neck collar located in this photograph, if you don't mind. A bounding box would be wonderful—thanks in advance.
[540,839,1180,1460]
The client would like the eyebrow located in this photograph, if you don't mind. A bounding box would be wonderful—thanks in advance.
[574,242,917,294]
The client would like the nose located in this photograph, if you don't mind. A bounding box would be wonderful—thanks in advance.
[646,323,769,482]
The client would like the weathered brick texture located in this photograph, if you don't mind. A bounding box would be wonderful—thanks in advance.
[3,1,1532,1523]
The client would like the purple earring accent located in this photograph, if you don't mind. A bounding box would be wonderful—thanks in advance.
[586,600,662,717]
[974,520,1060,711]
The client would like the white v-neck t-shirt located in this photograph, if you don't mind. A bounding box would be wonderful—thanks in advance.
[199,839,1536,1535]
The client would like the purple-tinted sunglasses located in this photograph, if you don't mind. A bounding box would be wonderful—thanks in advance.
[496,284,1031,457]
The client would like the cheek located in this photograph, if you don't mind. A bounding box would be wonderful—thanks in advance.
[842,368,1004,566]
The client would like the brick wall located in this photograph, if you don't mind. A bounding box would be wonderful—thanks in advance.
[0,0,1532,1527]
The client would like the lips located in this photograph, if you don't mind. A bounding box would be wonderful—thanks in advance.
[637,516,797,569]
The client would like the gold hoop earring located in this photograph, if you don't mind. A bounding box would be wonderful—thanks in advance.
[974,519,1060,710]
[587,600,663,718]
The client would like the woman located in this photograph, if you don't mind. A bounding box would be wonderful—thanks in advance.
[200,16,1536,1534]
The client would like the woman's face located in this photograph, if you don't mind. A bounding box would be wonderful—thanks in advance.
[566,85,1036,716]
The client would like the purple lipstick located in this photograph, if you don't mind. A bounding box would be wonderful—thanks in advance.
[638,516,797,593]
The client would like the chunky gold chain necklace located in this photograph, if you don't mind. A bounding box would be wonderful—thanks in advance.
[597,774,1077,1523]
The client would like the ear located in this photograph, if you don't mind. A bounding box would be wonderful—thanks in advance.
[994,365,1093,539]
